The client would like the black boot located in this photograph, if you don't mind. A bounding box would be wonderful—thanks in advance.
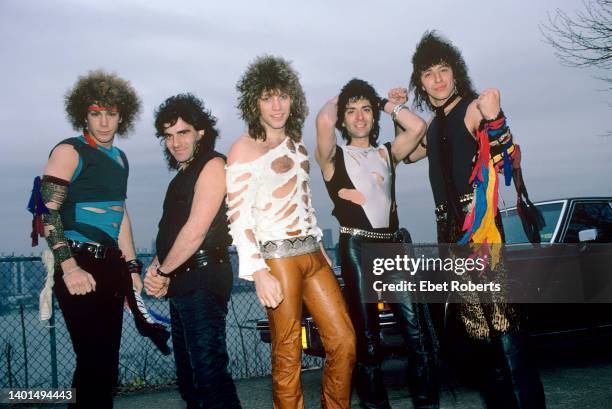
[483,332,546,409]
[354,362,391,409]
[499,332,546,408]
[391,302,440,409]
[408,350,440,409]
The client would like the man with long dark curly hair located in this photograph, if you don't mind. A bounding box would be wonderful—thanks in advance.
[36,70,143,408]
[402,31,546,409]
[316,78,439,408]
[143,93,241,409]
[226,55,356,409]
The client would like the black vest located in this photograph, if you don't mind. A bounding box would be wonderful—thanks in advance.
[57,137,128,246]
[426,98,478,207]
[156,151,232,295]
[324,142,399,232]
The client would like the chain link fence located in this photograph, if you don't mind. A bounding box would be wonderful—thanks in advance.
[0,249,336,390]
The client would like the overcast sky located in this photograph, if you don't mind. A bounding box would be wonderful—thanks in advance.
[1,0,610,255]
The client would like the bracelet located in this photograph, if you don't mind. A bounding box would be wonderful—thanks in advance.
[126,259,143,275]
[391,104,408,122]
[379,98,389,111]
[63,265,81,276]
[156,267,174,278]
[482,109,505,123]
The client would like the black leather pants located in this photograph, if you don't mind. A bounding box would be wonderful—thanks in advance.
[481,332,546,409]
[437,211,546,408]
[339,233,440,409]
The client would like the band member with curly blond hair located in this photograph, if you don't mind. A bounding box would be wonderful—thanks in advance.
[226,55,356,409]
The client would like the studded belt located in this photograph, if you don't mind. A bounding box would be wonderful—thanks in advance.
[260,235,319,259]
[183,247,229,272]
[339,226,399,240]
[434,193,474,221]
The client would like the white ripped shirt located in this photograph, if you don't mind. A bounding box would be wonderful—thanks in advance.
[226,137,322,280]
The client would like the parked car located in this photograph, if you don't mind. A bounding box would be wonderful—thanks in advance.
[256,197,612,357]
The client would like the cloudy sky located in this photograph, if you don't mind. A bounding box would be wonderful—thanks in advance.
[1,0,610,255]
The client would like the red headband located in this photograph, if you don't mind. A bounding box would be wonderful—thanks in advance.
[87,105,118,112]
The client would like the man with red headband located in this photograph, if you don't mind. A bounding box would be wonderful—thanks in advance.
[33,70,143,408]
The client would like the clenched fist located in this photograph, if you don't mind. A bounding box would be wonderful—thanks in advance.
[476,88,501,120]
[388,87,408,105]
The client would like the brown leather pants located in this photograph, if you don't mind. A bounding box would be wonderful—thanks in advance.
[266,250,356,409]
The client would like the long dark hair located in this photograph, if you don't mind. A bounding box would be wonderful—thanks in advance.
[410,31,478,111]
[154,93,220,170]
[336,78,381,146]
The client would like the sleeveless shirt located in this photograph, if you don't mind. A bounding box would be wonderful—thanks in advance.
[324,142,398,232]
[156,150,231,296]
[56,137,128,246]
[426,98,478,207]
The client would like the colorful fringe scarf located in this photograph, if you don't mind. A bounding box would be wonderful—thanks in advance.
[459,114,516,266]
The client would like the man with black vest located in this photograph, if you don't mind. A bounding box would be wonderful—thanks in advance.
[403,31,546,409]
[143,94,241,409]
[315,79,439,409]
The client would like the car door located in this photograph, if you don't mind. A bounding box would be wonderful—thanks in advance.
[560,200,612,328]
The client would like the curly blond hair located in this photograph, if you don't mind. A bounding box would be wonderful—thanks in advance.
[236,55,308,142]
[64,70,141,137]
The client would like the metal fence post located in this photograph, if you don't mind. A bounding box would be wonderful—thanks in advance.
[49,296,58,388]
[19,303,29,388]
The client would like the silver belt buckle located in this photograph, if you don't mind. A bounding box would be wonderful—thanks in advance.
[93,244,107,259]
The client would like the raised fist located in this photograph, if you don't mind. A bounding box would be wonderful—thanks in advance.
[388,87,408,105]
[476,88,501,120]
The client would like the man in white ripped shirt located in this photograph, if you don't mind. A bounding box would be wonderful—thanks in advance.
[226,55,356,409]
[315,79,439,409]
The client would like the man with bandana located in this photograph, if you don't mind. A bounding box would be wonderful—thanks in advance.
[35,70,143,408]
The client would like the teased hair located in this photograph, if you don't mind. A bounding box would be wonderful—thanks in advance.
[410,30,478,111]
[154,93,220,170]
[64,69,141,137]
[336,78,381,146]
[236,55,308,142]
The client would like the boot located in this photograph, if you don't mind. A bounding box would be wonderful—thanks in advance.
[408,350,440,409]
[391,302,440,409]
[483,332,546,409]
[354,362,391,409]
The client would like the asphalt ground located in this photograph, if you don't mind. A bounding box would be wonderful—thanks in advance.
[111,334,611,409]
[9,333,611,408]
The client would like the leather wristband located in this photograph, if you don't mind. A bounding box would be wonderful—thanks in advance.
[126,259,143,275]
[156,267,173,278]
[379,98,389,111]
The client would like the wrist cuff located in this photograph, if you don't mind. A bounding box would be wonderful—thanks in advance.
[156,267,173,278]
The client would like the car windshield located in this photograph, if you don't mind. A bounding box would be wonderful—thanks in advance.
[501,202,564,244]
